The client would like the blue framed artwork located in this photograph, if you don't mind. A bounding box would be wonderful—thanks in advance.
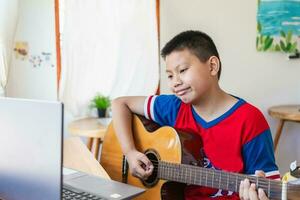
[257,0,300,53]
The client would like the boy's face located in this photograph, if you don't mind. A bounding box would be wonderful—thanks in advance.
[165,49,218,104]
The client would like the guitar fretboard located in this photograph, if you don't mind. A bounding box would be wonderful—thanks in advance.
[157,161,282,199]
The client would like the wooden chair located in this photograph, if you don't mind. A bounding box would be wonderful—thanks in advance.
[268,105,300,152]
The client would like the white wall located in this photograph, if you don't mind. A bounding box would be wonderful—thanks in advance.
[160,0,300,174]
[0,0,19,96]
[6,0,57,100]
[5,0,300,174]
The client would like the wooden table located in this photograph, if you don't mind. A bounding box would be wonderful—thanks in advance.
[268,105,300,152]
[63,137,110,179]
[68,117,109,160]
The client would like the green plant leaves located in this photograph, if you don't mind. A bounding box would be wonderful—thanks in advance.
[263,36,273,51]
[90,94,111,110]
[256,29,299,53]
[286,30,292,44]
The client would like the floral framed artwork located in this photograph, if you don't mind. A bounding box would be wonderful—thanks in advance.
[256,0,300,53]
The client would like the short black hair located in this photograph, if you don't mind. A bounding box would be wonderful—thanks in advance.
[161,30,222,79]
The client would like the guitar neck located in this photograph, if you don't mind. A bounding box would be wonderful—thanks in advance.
[157,161,283,199]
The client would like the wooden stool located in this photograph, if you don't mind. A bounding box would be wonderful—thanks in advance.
[268,105,300,152]
[68,117,108,160]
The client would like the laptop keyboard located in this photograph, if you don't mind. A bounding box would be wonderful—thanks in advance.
[62,186,107,200]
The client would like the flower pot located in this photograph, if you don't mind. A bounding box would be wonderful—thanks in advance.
[97,108,106,118]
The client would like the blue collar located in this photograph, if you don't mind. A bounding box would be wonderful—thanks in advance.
[191,97,246,129]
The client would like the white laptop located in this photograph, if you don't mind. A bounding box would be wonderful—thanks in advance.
[0,97,144,200]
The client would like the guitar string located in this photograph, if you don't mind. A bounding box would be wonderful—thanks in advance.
[102,155,287,191]
[156,161,283,190]
[102,154,280,188]
[103,155,299,194]
[155,168,284,196]
[157,163,282,198]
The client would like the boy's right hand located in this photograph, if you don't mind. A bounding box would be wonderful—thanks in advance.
[125,149,154,180]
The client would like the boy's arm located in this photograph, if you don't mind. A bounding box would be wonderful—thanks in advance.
[111,96,153,179]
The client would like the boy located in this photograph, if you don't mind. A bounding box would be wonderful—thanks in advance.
[112,30,279,199]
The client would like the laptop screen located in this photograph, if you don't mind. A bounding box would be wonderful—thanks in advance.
[0,97,63,200]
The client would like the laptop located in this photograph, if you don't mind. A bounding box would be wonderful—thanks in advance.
[0,97,144,200]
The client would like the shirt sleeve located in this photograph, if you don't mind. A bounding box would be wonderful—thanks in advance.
[143,95,181,126]
[242,129,280,179]
[241,106,280,179]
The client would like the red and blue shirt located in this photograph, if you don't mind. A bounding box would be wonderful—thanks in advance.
[144,95,280,200]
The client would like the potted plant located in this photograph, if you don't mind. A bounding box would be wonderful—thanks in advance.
[90,93,111,118]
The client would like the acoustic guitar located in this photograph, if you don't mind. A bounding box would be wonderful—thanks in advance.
[100,115,300,200]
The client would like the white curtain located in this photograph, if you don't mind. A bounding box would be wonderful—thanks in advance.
[59,0,159,117]
[0,0,19,97]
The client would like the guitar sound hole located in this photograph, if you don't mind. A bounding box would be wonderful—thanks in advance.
[142,150,159,187]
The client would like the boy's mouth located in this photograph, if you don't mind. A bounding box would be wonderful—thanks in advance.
[175,87,191,96]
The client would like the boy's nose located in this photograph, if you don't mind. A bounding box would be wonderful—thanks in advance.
[172,75,182,87]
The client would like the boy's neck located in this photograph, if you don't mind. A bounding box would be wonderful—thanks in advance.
[192,87,238,122]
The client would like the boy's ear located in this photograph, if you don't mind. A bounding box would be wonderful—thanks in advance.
[208,56,220,77]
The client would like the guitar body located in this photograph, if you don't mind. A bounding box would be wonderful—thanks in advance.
[100,115,203,200]
[101,115,300,200]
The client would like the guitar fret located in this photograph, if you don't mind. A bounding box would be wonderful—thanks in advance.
[187,165,190,184]
[202,170,206,186]
[167,163,170,180]
[195,167,199,185]
[193,167,196,184]
[188,165,191,183]
[170,163,174,181]
[160,163,166,178]
[219,171,221,189]
[193,169,197,185]
[178,164,182,182]
[190,166,193,184]
[212,171,215,188]
[235,175,238,192]
[268,179,270,198]
[158,161,285,200]
[228,176,236,192]
[194,167,199,185]
[181,165,185,183]
[205,169,208,186]
[221,172,226,190]
[226,173,229,190]
[180,164,184,183]
[175,163,180,182]
[199,167,202,186]
[172,163,176,182]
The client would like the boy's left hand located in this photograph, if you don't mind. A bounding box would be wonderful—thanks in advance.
[239,170,269,200]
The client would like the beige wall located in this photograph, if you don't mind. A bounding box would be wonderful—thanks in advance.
[160,0,300,173]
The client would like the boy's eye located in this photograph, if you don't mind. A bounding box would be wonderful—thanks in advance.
[167,75,173,79]
[180,68,187,73]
